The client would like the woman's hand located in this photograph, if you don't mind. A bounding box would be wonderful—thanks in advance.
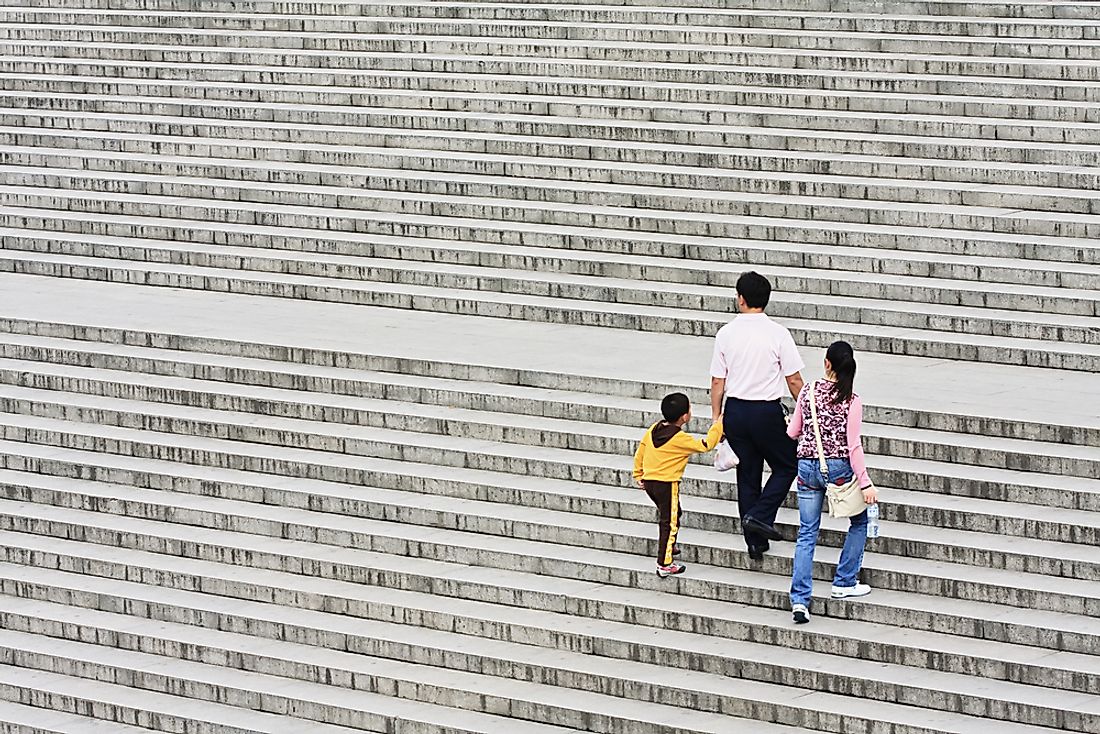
[862,486,878,505]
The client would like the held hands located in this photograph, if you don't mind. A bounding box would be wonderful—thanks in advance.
[862,486,878,505]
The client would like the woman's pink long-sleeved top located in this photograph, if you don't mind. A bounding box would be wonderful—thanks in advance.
[786,379,873,489]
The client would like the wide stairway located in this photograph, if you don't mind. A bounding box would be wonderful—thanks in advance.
[0,0,1098,731]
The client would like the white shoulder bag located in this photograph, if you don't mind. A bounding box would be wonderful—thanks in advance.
[809,384,867,519]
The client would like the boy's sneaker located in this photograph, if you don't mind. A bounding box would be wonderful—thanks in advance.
[831,583,871,599]
[791,604,810,624]
[656,562,686,578]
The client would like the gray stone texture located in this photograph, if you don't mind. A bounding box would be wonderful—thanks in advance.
[0,0,1098,731]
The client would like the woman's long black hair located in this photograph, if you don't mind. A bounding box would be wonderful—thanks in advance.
[826,340,857,404]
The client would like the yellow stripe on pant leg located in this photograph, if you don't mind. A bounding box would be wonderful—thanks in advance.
[664,481,680,566]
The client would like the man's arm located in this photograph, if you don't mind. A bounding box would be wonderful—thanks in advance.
[776,328,805,402]
[708,329,728,421]
[785,371,804,400]
[711,376,726,421]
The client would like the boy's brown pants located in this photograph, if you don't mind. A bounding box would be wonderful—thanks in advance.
[642,480,681,566]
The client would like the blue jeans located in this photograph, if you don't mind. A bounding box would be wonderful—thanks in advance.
[790,458,868,608]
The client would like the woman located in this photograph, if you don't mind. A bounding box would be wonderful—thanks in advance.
[785,341,878,624]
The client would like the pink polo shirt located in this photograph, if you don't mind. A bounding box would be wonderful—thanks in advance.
[709,313,804,401]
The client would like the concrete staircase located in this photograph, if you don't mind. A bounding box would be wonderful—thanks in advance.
[0,0,1098,731]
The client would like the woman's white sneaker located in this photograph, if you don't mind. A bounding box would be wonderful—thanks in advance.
[830,583,871,599]
[791,604,810,624]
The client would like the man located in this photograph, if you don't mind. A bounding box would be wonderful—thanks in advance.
[710,272,805,561]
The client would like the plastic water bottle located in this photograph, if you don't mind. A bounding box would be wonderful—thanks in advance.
[866,504,880,539]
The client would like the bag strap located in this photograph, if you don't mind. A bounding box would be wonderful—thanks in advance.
[808,382,830,478]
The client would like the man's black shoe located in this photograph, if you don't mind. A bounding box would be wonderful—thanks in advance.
[747,546,765,562]
[743,516,783,541]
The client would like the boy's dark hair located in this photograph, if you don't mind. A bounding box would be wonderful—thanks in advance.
[661,392,690,422]
[736,271,771,309]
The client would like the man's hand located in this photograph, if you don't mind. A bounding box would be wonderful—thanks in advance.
[862,486,878,505]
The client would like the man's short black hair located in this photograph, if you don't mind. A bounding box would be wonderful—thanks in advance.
[661,392,690,422]
[736,271,772,309]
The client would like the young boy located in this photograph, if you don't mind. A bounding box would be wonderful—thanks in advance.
[633,392,724,577]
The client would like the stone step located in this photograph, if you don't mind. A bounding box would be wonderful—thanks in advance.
[6,87,1098,150]
[0,488,1096,656]
[12,108,1100,176]
[5,209,1100,302]
[5,232,1097,347]
[4,362,1096,482]
[1,280,1094,447]
[4,393,1095,554]
[0,577,1090,732]
[7,347,1100,546]
[4,151,1095,236]
[6,153,1100,243]
[0,596,1062,734]
[7,32,1100,81]
[0,668,382,734]
[1,0,1097,21]
[0,356,1082,581]
[4,68,1099,124]
[0,626,631,734]
[5,198,1097,286]
[7,164,1098,260]
[5,418,1096,552]
[5,235,1098,350]
[3,387,1100,591]
[32,388,1100,512]
[8,528,1099,697]
[5,4,1100,42]
[30,345,1100,464]
[2,322,1094,451]
[0,698,172,734]
[3,420,1097,584]
[404,0,1100,19]
[7,167,1100,266]
[8,124,1100,209]
[4,559,1097,728]
[6,106,1099,169]
[3,323,1097,450]
[9,119,1100,193]
[4,249,1098,371]
[5,69,1100,137]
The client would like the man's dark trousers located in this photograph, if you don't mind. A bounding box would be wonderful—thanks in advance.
[724,397,797,548]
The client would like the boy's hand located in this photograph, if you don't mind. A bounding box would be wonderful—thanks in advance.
[636,479,645,489]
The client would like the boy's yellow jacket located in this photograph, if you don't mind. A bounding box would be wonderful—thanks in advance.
[633,420,724,483]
